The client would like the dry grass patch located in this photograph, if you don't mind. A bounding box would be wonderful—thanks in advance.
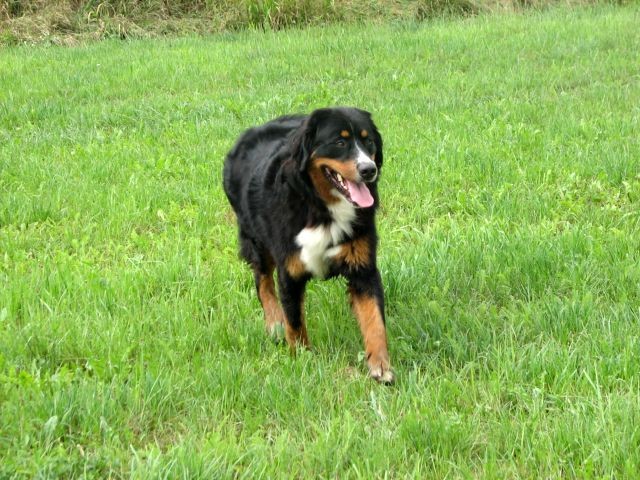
[1,0,630,45]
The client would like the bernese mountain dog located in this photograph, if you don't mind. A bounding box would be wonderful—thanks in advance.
[223,107,393,383]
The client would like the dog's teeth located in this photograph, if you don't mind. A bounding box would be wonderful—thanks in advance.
[336,173,343,182]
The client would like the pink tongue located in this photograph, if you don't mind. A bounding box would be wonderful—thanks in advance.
[346,180,374,208]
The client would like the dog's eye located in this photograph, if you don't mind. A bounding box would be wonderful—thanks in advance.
[365,138,375,148]
[335,139,347,147]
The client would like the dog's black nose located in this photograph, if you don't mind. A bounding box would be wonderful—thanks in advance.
[358,163,378,182]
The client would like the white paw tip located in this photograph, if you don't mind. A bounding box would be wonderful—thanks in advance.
[268,323,285,342]
[370,366,395,384]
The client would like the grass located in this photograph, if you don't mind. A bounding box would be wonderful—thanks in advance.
[1,4,640,477]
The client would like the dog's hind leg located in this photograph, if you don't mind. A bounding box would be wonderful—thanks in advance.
[239,230,286,341]
[254,264,287,342]
[276,269,310,350]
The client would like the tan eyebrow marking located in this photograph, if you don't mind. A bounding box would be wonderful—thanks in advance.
[340,130,350,138]
[361,130,369,138]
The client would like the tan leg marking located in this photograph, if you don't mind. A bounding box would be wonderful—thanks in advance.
[258,274,285,338]
[350,291,393,383]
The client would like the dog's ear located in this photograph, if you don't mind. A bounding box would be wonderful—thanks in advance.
[372,122,383,168]
[291,108,332,172]
[355,108,383,169]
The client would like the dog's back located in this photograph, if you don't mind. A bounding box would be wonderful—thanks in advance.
[223,115,305,210]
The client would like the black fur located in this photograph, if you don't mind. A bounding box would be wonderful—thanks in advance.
[223,107,390,379]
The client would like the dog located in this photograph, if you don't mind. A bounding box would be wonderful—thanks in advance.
[223,107,392,383]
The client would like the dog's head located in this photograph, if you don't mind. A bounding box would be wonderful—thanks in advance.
[291,107,383,209]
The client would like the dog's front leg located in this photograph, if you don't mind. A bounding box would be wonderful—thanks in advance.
[277,269,310,350]
[348,270,393,383]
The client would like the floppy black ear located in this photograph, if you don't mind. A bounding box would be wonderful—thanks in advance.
[365,113,384,169]
[352,108,383,168]
[291,108,333,172]
[373,123,383,168]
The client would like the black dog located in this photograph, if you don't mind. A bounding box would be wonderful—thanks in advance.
[223,107,392,383]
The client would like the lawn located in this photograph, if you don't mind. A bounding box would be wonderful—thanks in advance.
[1,5,640,478]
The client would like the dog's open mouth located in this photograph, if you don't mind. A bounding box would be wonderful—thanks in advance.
[322,167,374,208]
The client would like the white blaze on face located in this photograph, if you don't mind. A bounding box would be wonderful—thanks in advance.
[355,143,377,181]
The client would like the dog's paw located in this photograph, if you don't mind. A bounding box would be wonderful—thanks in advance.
[368,356,394,384]
[267,322,286,343]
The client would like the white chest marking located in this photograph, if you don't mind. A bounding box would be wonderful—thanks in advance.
[295,196,356,278]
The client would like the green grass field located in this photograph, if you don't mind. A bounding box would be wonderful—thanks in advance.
[2,5,640,478]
